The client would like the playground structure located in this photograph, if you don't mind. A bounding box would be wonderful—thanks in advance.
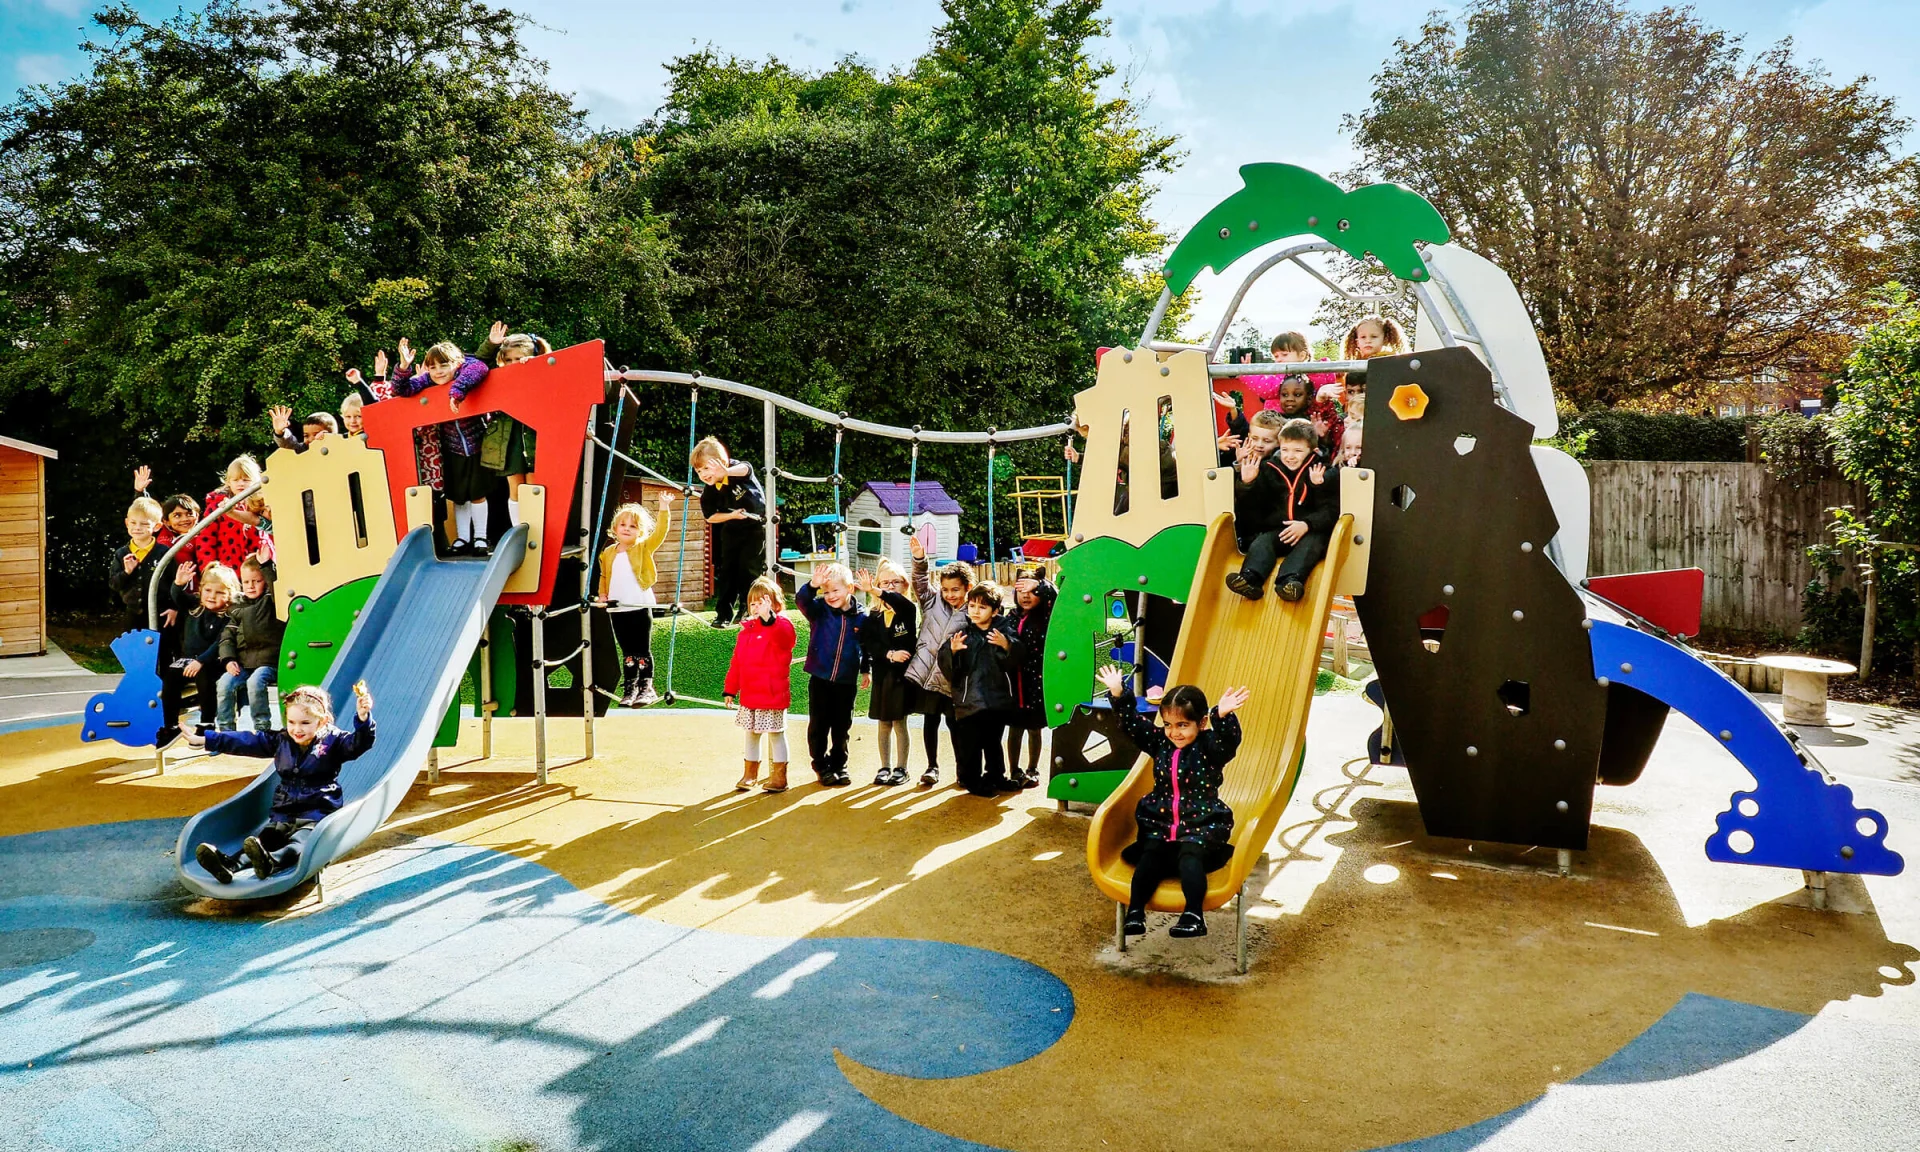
[70,162,1901,932]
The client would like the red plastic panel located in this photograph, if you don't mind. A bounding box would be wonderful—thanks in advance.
[1585,568,1704,638]
[362,339,606,605]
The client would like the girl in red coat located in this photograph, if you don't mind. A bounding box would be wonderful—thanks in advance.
[723,574,797,794]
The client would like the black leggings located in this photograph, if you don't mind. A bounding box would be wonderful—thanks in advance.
[608,607,654,682]
[922,693,954,767]
[1129,841,1210,915]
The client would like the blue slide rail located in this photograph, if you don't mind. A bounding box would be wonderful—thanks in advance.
[1587,616,1902,876]
[174,525,528,899]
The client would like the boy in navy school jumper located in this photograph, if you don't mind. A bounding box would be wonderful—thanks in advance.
[185,683,376,883]
[1225,413,1337,603]
[796,562,867,787]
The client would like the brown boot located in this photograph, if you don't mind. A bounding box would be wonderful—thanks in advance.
[762,761,789,794]
[736,760,760,791]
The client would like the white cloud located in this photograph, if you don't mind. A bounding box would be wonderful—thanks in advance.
[12,52,74,87]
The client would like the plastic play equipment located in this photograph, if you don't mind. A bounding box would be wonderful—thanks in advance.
[176,526,527,899]
[1048,161,1899,964]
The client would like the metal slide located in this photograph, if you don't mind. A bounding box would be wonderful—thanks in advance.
[175,525,528,900]
[1088,513,1354,914]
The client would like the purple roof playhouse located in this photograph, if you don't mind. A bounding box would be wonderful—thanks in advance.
[859,481,963,516]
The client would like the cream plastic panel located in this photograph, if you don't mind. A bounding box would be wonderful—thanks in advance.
[1068,347,1234,550]
[262,438,399,618]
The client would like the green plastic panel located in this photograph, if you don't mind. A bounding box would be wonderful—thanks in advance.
[1041,524,1205,728]
[281,576,460,748]
[1046,768,1132,807]
[1163,163,1451,295]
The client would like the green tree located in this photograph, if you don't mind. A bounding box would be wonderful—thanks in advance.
[1341,0,1911,408]
[0,0,680,602]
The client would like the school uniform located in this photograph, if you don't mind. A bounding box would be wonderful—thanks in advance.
[795,581,866,783]
[1007,579,1057,732]
[1233,454,1338,593]
[107,538,163,633]
[162,586,227,734]
[937,616,1023,795]
[699,467,767,626]
[391,356,494,504]
[859,590,919,722]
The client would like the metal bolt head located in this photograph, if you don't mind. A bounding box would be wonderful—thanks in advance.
[1581,618,1594,630]
[1719,730,1733,742]
[1307,215,1319,227]
[1409,359,1421,370]
[1137,575,1148,585]
[1083,593,1093,603]
[547,355,557,365]
[1057,650,1068,660]
[1553,739,1566,751]
[1207,469,1218,480]
[1337,218,1350,231]
[1247,220,1258,231]
[1069,778,1079,787]
[1054,756,1064,766]
[1122,351,1133,362]
[1159,366,1170,376]
[1556,800,1569,812]
[1055,703,1064,713]
[1353,534,1365,545]
[1513,610,1525,622]
[1598,677,1611,688]
[1218,226,1231,239]
[1620,662,1633,674]
[1074,532,1083,542]
[1443,584,1455,596]
[1465,745,1478,757]
[1520,541,1532,553]
[1841,845,1855,859]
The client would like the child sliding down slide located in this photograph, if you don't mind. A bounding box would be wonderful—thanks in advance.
[1095,666,1251,939]
[186,684,376,883]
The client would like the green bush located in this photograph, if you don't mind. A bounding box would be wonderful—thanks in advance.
[1560,410,1754,462]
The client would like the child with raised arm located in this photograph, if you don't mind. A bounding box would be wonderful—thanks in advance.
[724,575,797,793]
[391,338,495,556]
[1224,414,1335,603]
[937,581,1024,796]
[1095,665,1250,939]
[158,562,238,745]
[594,493,674,707]
[186,683,375,883]
[1005,570,1057,788]
[857,560,919,786]
[194,456,266,574]
[904,533,972,788]
[478,321,550,525]
[108,497,167,633]
[796,562,867,788]
[691,436,765,627]
[217,555,284,732]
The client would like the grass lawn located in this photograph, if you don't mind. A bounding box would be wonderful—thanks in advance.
[641,609,873,714]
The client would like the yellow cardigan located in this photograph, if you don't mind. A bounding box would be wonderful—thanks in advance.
[596,508,671,600]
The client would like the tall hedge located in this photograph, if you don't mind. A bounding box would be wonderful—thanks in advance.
[1559,411,1755,462]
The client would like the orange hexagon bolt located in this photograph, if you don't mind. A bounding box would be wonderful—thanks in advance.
[1389,383,1430,421]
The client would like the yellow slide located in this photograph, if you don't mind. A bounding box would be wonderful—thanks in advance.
[1087,510,1356,921]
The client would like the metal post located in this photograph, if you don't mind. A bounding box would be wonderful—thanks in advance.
[1236,886,1248,974]
[1804,869,1829,911]
[1115,902,1127,953]
[986,438,997,577]
[479,619,493,761]
[764,398,779,577]
[1557,848,1572,877]
[427,745,440,785]
[581,417,596,762]
[532,607,548,785]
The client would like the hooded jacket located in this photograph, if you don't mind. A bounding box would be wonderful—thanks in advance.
[723,612,797,710]
[1110,686,1241,848]
[1009,577,1058,716]
[204,713,377,823]
[905,556,969,697]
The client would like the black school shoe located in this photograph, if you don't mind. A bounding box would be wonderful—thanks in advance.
[445,539,472,558]
[1224,571,1263,600]
[1277,578,1305,602]
[470,538,492,559]
[1123,909,1148,936]
[242,836,274,880]
[195,843,239,884]
[919,766,940,788]
[1020,768,1042,789]
[1169,911,1208,938]
[873,767,895,786]
[818,770,852,787]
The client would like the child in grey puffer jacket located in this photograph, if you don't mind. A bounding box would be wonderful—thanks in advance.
[904,534,973,788]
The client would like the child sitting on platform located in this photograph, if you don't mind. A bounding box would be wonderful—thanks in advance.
[937,581,1024,796]
[857,559,919,786]
[1095,665,1250,939]
[796,562,868,788]
[594,493,674,707]
[724,575,797,793]
[159,561,238,745]
[905,532,972,788]
[187,683,376,883]
[217,555,284,732]
[1225,413,1334,603]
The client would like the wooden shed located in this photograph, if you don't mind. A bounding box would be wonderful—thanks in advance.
[0,436,55,657]
[615,475,709,606]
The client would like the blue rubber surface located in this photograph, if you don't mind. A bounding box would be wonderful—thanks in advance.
[78,631,165,747]
[1587,618,1902,876]
[172,526,527,900]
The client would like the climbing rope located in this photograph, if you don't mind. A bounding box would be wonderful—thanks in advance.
[584,381,630,597]
[664,384,699,705]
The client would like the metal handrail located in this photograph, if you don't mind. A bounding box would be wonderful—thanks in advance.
[608,369,1072,444]
[146,474,268,630]
[1210,359,1370,378]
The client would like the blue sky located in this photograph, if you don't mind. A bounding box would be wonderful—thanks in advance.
[5,0,1913,341]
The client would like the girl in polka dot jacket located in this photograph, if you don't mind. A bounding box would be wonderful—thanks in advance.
[1094,665,1252,940]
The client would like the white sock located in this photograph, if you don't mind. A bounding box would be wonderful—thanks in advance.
[507,498,520,526]
[453,502,474,542]
[470,501,488,543]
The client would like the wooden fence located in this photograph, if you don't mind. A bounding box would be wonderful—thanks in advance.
[1585,461,1862,634]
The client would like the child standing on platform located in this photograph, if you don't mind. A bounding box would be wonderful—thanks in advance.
[595,493,674,707]
[186,683,375,883]
[857,559,919,786]
[108,496,166,633]
[904,533,972,788]
[691,436,766,628]
[392,338,495,556]
[1005,570,1057,788]
[724,575,797,793]
[938,581,1023,797]
[1095,666,1250,939]
[796,562,867,788]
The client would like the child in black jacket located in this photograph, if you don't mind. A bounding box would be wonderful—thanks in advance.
[159,562,239,744]
[108,496,168,633]
[1004,571,1057,788]
[937,582,1024,796]
[1225,413,1336,603]
[1095,666,1251,939]
[857,560,919,786]
[186,683,375,883]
